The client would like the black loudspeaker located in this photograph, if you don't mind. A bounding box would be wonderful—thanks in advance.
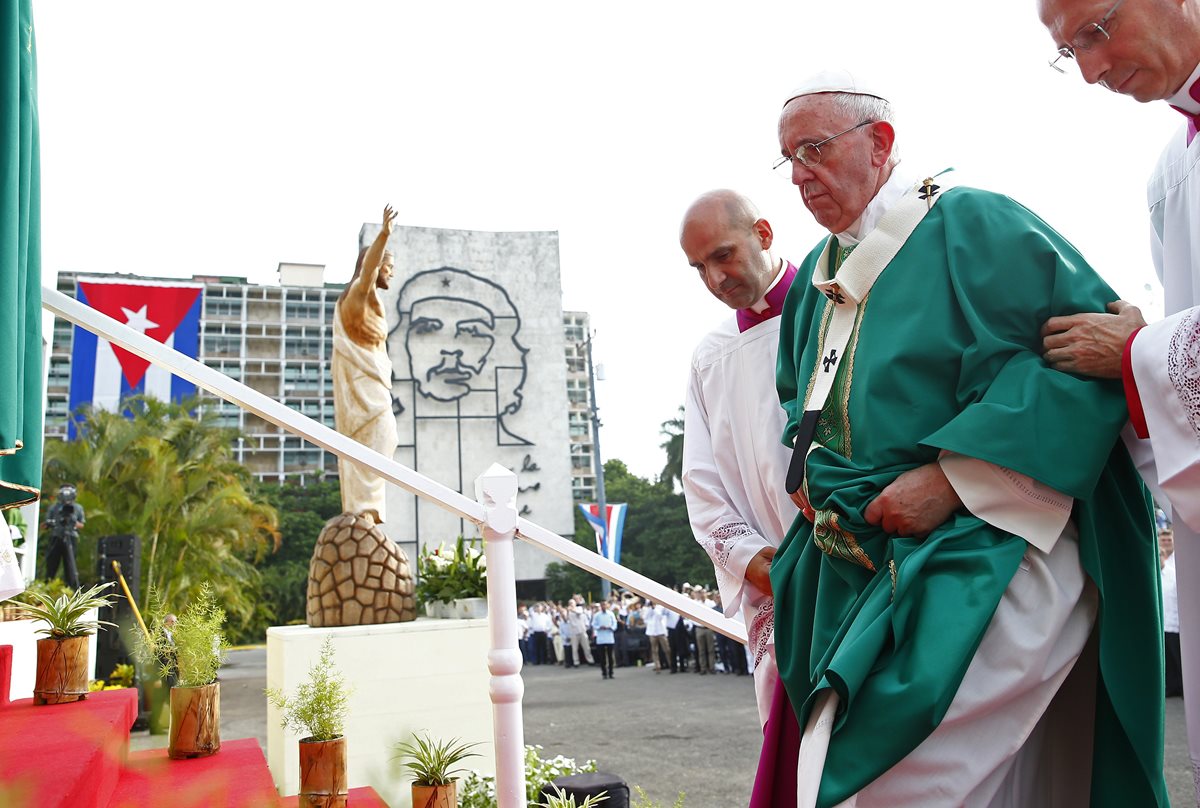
[95,534,141,681]
[540,773,630,808]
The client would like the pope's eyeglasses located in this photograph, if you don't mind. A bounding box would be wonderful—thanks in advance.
[773,121,876,173]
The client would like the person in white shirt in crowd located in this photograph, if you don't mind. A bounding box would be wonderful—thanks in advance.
[1163,528,1183,698]
[554,606,571,666]
[567,598,595,667]
[644,602,671,673]
[516,605,532,664]
[691,586,718,675]
[592,600,618,680]
[665,601,688,674]
[529,603,553,666]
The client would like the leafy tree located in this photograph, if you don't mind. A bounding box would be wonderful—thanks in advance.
[42,396,279,637]
[601,459,712,589]
[546,460,712,601]
[250,480,343,638]
[658,407,684,489]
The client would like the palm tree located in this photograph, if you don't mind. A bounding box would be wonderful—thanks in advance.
[43,396,279,632]
[659,406,685,488]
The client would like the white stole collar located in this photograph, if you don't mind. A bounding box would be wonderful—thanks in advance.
[785,169,958,493]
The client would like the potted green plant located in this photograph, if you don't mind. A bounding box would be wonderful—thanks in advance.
[134,584,229,759]
[266,637,353,808]
[395,733,481,808]
[538,786,609,808]
[415,543,457,618]
[10,581,115,705]
[1,577,73,622]
[449,536,488,619]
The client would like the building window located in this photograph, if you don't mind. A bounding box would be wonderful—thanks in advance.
[203,335,241,356]
[205,299,242,318]
[284,338,320,358]
[48,359,70,387]
[285,302,322,320]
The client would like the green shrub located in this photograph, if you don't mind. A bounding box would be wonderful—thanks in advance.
[394,734,481,786]
[459,744,598,808]
[266,636,352,741]
[538,786,609,808]
[10,581,115,638]
[133,584,228,688]
[631,786,686,808]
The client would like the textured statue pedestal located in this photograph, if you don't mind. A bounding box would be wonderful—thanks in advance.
[307,512,417,627]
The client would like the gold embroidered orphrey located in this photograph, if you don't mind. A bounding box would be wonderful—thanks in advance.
[813,507,876,572]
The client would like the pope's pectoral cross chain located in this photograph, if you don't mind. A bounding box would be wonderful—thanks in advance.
[823,349,839,372]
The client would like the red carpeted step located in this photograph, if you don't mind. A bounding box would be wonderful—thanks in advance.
[0,644,13,706]
[278,785,390,807]
[106,737,280,808]
[0,687,138,808]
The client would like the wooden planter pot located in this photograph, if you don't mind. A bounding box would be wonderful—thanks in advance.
[168,681,221,759]
[411,782,457,808]
[299,735,348,808]
[33,635,90,705]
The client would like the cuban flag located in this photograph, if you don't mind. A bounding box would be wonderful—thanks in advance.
[578,502,627,565]
[68,278,203,435]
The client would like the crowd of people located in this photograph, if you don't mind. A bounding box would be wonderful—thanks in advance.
[516,585,754,681]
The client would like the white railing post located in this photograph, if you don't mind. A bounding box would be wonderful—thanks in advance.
[475,463,527,808]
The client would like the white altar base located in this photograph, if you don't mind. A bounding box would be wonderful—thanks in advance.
[0,610,100,702]
[266,618,495,807]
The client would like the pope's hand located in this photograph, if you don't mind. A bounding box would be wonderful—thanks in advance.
[864,462,962,538]
[1041,300,1145,379]
[745,547,776,596]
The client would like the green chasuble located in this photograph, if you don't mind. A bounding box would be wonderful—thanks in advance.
[0,0,43,510]
[771,186,1167,806]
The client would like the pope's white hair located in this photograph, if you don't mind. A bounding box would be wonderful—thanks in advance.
[827,92,899,165]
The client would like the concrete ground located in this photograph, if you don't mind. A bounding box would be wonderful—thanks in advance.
[132,649,1193,807]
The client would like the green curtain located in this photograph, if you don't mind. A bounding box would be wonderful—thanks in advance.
[0,0,41,510]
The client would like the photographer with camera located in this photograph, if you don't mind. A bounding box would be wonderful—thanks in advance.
[42,484,85,588]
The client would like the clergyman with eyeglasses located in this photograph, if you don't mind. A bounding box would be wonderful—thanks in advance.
[748,69,1167,807]
[1036,1,1200,794]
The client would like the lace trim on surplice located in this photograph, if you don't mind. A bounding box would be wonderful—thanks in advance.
[1168,309,1200,440]
[748,598,775,667]
[700,521,756,570]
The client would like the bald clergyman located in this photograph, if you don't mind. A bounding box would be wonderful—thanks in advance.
[678,190,800,727]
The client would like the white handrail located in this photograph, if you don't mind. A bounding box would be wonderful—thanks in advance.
[43,286,745,641]
[45,284,758,808]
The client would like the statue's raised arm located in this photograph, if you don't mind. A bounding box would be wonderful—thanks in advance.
[339,204,397,348]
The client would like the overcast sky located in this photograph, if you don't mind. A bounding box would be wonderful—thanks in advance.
[34,1,1182,482]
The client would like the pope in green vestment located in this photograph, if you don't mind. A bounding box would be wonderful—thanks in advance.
[771,183,1167,805]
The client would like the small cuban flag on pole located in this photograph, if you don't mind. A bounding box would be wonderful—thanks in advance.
[578,502,627,565]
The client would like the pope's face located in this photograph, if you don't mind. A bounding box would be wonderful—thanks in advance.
[1038,0,1200,102]
[778,95,888,234]
[406,298,496,401]
[680,205,776,310]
